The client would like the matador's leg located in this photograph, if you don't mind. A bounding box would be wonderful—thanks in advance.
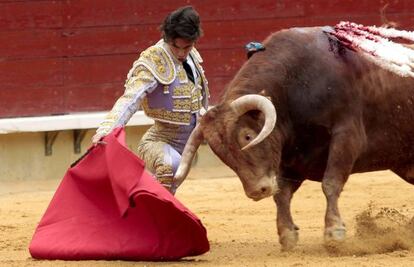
[155,143,181,194]
[137,141,181,194]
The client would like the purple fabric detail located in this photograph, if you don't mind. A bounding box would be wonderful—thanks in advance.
[146,79,182,110]
[173,114,197,153]
[156,114,196,155]
[162,143,182,194]
[146,83,172,109]
[162,144,181,175]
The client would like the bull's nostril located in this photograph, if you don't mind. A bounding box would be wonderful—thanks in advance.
[261,187,267,194]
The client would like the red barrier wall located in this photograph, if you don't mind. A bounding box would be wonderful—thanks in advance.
[1,0,414,117]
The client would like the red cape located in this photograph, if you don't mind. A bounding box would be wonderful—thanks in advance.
[29,128,209,260]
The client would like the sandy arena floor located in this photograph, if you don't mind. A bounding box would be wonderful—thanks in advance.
[1,166,414,266]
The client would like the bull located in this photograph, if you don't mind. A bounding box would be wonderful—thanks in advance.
[174,25,414,250]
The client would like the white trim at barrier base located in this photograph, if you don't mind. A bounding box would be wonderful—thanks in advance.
[0,111,154,134]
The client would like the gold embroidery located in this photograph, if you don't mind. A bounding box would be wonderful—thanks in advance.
[177,67,187,83]
[190,88,203,111]
[190,47,203,63]
[136,139,174,182]
[135,46,176,85]
[156,165,174,177]
[191,55,210,101]
[173,98,192,111]
[172,84,192,97]
[142,98,193,124]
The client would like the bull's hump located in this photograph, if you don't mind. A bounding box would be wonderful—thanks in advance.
[289,26,333,40]
[284,26,334,52]
[290,26,330,34]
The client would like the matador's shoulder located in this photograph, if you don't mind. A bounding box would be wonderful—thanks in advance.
[190,47,203,64]
[132,45,177,85]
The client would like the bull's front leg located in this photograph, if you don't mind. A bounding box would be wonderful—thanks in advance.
[274,178,303,251]
[322,122,364,243]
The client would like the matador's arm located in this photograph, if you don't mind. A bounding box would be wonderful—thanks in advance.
[95,66,158,137]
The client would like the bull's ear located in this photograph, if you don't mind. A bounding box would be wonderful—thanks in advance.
[202,104,229,123]
[201,107,217,123]
[244,110,265,129]
[246,110,261,121]
[258,90,272,101]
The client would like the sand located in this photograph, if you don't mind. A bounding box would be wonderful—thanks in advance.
[1,167,414,267]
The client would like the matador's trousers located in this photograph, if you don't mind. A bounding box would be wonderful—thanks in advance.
[136,115,196,194]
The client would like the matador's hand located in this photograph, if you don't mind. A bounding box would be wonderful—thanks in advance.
[91,132,107,145]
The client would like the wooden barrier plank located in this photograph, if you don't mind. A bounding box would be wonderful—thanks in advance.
[4,14,414,60]
[0,86,64,118]
[294,14,414,30]
[64,54,135,85]
[386,0,414,12]
[305,0,384,16]
[0,18,308,60]
[63,25,159,57]
[64,82,125,112]
[201,18,309,50]
[193,0,306,21]
[63,0,305,28]
[63,0,170,28]
[0,30,63,59]
[305,0,414,17]
[201,49,246,78]
[62,0,414,28]
[206,76,234,103]
[0,58,63,88]
[0,1,62,30]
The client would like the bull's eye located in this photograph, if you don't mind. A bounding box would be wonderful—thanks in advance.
[238,127,257,149]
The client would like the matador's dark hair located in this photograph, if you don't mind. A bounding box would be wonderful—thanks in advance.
[160,6,203,42]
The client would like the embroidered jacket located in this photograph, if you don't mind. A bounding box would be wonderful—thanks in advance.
[96,40,209,136]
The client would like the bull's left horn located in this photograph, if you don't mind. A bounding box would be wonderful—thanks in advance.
[230,94,277,150]
[174,124,204,188]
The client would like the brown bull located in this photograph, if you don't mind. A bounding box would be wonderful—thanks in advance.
[174,26,414,250]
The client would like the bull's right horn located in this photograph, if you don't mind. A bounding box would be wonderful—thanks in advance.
[230,94,277,150]
[174,124,204,188]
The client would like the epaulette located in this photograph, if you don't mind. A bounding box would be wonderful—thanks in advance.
[190,47,203,64]
[129,45,176,85]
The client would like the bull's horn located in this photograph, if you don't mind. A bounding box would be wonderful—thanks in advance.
[174,124,204,188]
[230,94,277,150]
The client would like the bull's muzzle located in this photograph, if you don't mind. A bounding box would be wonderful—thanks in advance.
[245,176,278,201]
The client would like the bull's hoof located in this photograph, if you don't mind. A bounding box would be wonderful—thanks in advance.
[324,225,346,243]
[279,229,299,251]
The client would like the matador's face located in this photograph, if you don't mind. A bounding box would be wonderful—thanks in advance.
[168,38,195,62]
